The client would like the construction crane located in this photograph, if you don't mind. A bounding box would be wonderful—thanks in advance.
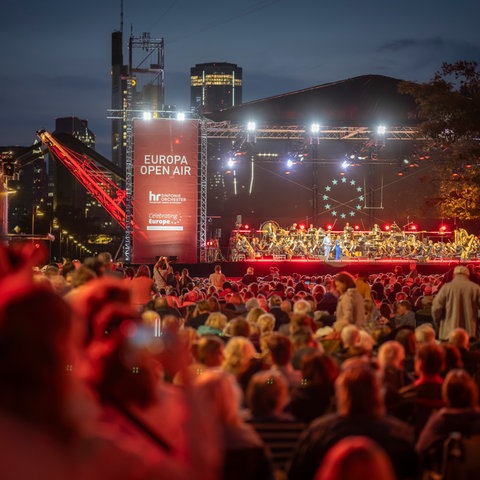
[37,129,131,231]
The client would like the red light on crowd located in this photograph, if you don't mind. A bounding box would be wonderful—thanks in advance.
[354,225,360,230]
[174,137,181,145]
[384,225,390,231]
[409,224,417,231]
[327,225,333,231]
[439,225,447,232]
[244,224,250,230]
[299,224,305,230]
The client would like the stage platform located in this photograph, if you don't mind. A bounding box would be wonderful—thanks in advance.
[172,258,478,279]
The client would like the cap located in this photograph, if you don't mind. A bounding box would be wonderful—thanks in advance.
[454,265,470,276]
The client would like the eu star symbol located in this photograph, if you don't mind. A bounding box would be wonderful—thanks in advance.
[341,177,347,183]
[349,211,355,216]
[331,211,337,216]
[332,179,338,185]
[356,187,362,192]
[356,205,362,210]
[323,195,329,200]
[340,213,346,219]
[325,186,331,191]
[350,180,356,185]
[325,204,331,210]
[359,195,364,201]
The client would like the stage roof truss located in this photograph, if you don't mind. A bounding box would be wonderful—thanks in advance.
[204,122,424,141]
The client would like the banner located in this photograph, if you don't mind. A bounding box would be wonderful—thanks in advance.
[132,118,198,263]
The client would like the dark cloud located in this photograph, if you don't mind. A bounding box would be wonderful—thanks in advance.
[378,37,446,52]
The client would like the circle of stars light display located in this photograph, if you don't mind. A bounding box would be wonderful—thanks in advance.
[322,176,364,219]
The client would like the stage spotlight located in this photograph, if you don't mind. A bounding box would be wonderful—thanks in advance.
[143,111,152,120]
[310,123,320,134]
[176,112,186,121]
[227,158,234,168]
[326,224,333,231]
[354,225,360,231]
[409,224,417,231]
[384,225,391,231]
[341,160,350,169]
[286,158,293,168]
[377,125,386,135]
[246,121,257,143]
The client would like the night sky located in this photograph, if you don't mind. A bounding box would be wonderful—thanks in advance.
[1,0,479,157]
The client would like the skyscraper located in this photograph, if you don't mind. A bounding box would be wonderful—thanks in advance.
[190,62,242,113]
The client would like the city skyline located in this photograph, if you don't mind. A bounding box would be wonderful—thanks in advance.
[1,0,479,157]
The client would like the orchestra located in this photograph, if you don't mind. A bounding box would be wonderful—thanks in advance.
[228,222,480,261]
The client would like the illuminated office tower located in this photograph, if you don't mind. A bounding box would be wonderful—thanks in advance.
[190,62,242,113]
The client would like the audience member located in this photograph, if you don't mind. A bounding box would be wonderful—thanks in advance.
[416,369,480,473]
[432,265,480,340]
[245,370,306,476]
[314,436,396,480]
[289,353,339,423]
[195,369,274,480]
[333,272,365,331]
[288,357,418,480]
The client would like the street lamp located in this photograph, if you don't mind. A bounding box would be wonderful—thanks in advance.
[31,206,44,238]
[67,235,73,260]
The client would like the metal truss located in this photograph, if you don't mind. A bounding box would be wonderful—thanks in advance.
[204,122,424,141]
[124,78,135,263]
[198,121,208,262]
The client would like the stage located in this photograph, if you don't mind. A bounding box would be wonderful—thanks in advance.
[172,258,476,279]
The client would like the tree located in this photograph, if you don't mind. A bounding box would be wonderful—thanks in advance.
[399,61,480,222]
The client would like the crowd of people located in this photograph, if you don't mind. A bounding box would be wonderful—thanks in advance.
[229,223,479,261]
[3,242,480,479]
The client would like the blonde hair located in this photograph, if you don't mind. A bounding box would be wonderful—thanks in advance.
[378,341,405,370]
[246,307,265,324]
[194,369,242,425]
[257,313,275,334]
[205,312,228,330]
[222,336,257,376]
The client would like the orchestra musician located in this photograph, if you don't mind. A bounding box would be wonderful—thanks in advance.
[335,235,342,260]
[390,221,401,233]
[343,222,354,236]
[372,223,382,237]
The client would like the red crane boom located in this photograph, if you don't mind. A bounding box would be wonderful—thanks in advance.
[37,130,129,229]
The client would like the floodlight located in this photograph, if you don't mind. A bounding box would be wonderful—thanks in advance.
[143,111,152,120]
